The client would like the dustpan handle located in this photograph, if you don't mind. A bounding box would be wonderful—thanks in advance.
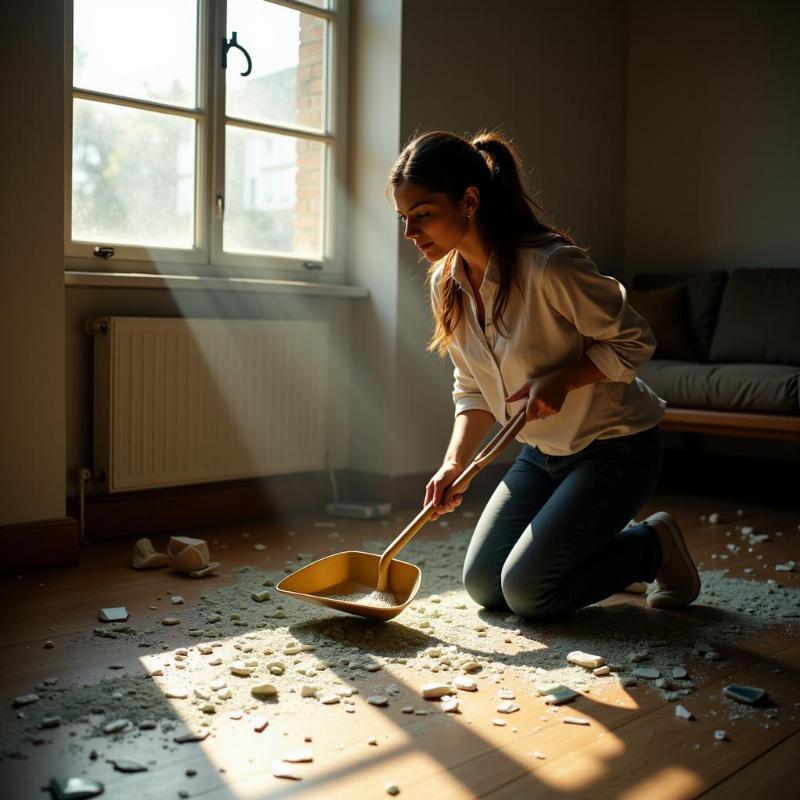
[376,408,527,591]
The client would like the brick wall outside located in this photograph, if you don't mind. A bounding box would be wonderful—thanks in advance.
[294,13,325,256]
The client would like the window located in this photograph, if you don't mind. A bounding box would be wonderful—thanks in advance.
[66,0,346,280]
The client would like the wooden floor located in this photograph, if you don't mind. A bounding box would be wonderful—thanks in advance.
[1,489,798,799]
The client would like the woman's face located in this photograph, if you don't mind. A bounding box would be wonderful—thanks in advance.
[392,180,476,262]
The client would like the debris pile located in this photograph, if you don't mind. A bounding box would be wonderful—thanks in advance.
[3,517,799,794]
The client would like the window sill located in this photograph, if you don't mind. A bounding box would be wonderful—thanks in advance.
[64,270,370,299]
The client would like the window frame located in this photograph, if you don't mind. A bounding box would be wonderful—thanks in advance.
[64,0,348,282]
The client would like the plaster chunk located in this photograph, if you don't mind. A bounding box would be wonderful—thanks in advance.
[271,761,301,780]
[13,694,39,708]
[98,607,129,623]
[567,651,605,669]
[251,683,278,698]
[442,696,460,713]
[282,748,313,763]
[103,719,131,734]
[367,695,389,706]
[632,668,660,679]
[672,667,689,679]
[421,683,451,699]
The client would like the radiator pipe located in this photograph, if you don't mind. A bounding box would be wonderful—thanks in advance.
[77,467,103,545]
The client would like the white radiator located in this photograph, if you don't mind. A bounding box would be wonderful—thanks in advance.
[89,316,328,493]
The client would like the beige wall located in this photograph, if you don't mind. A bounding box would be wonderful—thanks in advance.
[0,3,66,526]
[624,0,800,275]
[5,1,797,528]
[624,0,800,462]
[391,0,629,475]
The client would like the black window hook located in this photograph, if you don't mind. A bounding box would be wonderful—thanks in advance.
[222,31,252,77]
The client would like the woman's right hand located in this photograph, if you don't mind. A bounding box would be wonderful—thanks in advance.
[425,460,464,520]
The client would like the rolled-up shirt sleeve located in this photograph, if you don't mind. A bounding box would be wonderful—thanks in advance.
[542,247,656,384]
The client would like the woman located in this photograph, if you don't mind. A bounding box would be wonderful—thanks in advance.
[389,130,700,621]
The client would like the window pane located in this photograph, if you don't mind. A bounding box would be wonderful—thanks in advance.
[226,0,327,132]
[72,99,196,248]
[224,127,324,257]
[73,0,197,108]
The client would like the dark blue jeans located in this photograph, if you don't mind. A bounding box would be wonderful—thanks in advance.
[462,425,664,621]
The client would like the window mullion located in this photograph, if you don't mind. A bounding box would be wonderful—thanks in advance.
[209,0,228,269]
[195,0,214,265]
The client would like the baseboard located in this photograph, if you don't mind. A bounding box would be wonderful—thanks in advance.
[338,462,512,509]
[65,472,332,542]
[63,463,514,545]
[0,517,80,573]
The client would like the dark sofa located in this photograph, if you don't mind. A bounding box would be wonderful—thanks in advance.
[626,268,800,441]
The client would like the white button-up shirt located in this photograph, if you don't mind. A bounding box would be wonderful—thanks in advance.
[431,235,666,455]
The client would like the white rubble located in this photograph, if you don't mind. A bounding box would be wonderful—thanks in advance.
[632,668,661,679]
[12,694,39,708]
[566,651,605,669]
[421,682,451,699]
[282,748,313,762]
[250,683,278,698]
[272,761,301,780]
[442,696,460,713]
[367,695,389,706]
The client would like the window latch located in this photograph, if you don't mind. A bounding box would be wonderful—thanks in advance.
[93,245,115,260]
[222,32,252,77]
[216,195,224,220]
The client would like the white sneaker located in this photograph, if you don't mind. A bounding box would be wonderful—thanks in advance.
[644,512,701,609]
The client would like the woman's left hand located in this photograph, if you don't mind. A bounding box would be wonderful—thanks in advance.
[505,370,570,422]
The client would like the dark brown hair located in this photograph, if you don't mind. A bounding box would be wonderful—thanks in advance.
[388,129,577,356]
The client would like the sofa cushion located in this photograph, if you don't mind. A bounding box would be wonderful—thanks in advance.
[639,360,800,414]
[628,285,697,361]
[633,270,727,361]
[709,268,800,366]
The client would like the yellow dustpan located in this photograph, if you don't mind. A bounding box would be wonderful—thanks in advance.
[276,408,527,620]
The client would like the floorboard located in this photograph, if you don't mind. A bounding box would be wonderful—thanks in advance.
[0,491,797,799]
